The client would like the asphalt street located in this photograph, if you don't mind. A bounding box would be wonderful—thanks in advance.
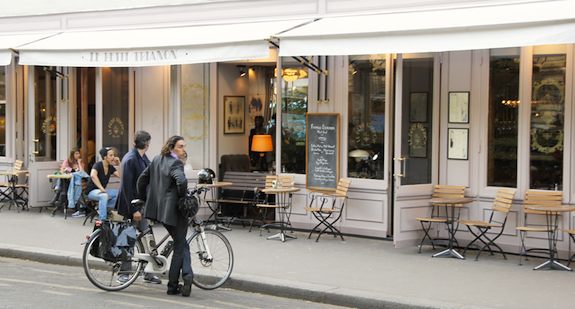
[0,257,352,309]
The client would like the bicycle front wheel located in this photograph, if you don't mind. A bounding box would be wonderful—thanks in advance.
[188,229,234,290]
[82,229,144,291]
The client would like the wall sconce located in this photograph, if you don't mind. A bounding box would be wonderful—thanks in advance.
[237,65,247,77]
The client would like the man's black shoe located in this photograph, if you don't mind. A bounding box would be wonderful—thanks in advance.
[182,275,193,297]
[167,284,182,295]
[143,274,162,284]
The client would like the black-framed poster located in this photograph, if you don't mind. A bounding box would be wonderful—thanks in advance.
[306,113,340,191]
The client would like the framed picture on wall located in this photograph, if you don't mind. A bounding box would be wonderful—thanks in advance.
[448,128,469,160]
[448,92,470,123]
[223,96,245,134]
[409,92,428,122]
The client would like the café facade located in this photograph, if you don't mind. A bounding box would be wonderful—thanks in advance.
[1,0,575,253]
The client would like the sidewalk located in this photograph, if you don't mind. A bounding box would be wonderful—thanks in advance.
[1,209,574,309]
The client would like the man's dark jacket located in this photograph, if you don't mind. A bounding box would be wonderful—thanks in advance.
[116,148,150,218]
[136,154,187,226]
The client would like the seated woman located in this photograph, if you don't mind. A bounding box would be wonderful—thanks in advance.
[61,148,89,212]
[85,147,120,221]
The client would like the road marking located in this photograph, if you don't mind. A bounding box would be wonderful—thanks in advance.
[105,300,142,308]
[0,277,212,308]
[0,282,11,287]
[215,300,260,309]
[42,290,73,296]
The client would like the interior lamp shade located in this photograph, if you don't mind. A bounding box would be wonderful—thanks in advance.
[251,134,273,152]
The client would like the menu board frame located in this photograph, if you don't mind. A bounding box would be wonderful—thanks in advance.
[306,113,340,191]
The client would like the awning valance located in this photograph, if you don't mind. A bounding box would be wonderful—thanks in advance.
[17,20,310,67]
[277,1,575,56]
[0,33,56,65]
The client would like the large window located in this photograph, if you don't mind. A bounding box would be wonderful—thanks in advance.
[487,48,520,187]
[530,47,565,190]
[280,64,308,174]
[180,64,210,170]
[347,55,385,179]
[0,67,5,157]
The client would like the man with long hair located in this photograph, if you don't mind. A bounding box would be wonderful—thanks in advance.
[137,135,192,296]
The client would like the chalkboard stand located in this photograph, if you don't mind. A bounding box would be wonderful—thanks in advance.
[306,113,340,191]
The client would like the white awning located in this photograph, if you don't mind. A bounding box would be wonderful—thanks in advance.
[0,33,55,65]
[17,20,310,67]
[278,1,575,56]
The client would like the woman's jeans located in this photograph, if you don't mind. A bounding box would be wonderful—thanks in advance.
[87,189,118,220]
[164,216,193,289]
[67,171,89,209]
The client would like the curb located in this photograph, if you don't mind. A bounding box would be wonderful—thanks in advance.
[0,245,442,309]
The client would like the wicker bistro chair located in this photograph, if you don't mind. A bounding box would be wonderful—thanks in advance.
[461,188,516,260]
[416,185,466,253]
[516,190,562,265]
[305,179,351,242]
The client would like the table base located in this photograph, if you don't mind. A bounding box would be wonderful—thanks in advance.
[433,248,465,259]
[267,232,296,242]
[533,260,572,271]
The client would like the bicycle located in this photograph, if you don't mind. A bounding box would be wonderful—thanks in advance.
[82,187,234,291]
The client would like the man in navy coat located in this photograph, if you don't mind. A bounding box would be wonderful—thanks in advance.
[116,130,161,284]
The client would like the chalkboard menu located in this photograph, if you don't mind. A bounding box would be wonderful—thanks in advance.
[306,113,340,190]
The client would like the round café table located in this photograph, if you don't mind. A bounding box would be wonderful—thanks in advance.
[429,197,474,259]
[260,187,300,242]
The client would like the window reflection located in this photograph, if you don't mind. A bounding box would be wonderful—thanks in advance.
[347,55,385,179]
[530,53,565,190]
[281,66,308,174]
[102,67,129,159]
[487,49,519,187]
[402,58,433,185]
[34,66,57,161]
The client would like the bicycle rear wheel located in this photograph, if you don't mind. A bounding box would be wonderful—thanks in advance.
[82,229,144,291]
[188,229,234,290]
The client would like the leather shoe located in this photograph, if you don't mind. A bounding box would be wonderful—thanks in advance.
[143,274,162,284]
[182,275,193,297]
[167,284,182,295]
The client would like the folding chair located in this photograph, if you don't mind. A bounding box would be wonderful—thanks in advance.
[416,185,465,253]
[516,190,562,265]
[566,229,575,267]
[461,188,516,260]
[0,160,29,211]
[305,178,351,242]
[255,175,294,235]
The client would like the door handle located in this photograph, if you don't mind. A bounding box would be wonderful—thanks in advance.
[393,156,406,178]
[33,139,40,155]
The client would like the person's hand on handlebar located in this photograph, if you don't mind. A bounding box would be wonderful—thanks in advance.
[133,210,142,222]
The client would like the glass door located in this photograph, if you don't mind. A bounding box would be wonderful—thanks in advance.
[392,54,438,246]
[27,66,67,207]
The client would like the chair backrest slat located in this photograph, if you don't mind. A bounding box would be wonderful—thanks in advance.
[432,185,465,199]
[524,190,563,214]
[14,160,24,172]
[492,188,516,213]
[264,175,294,189]
[335,178,351,196]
